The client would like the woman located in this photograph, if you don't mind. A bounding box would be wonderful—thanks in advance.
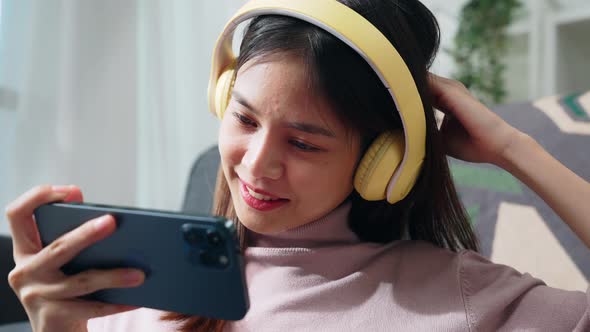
[6,0,590,331]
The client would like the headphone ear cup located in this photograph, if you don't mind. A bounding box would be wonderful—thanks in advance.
[215,69,236,119]
[354,131,405,202]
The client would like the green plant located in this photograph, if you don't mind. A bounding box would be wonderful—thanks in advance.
[449,0,522,105]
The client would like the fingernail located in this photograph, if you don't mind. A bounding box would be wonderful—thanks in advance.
[124,270,144,285]
[94,215,112,231]
[52,185,72,193]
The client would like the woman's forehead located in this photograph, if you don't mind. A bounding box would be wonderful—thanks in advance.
[233,56,343,130]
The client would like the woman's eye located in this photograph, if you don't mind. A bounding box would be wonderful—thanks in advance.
[232,112,257,127]
[290,140,319,152]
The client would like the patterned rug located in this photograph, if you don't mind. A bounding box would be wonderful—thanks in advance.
[453,91,590,291]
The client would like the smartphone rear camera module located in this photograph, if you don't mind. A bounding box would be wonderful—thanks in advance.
[182,224,206,246]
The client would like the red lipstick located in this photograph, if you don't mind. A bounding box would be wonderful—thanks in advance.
[239,180,288,211]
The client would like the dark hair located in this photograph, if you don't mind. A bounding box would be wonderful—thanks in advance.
[163,0,478,330]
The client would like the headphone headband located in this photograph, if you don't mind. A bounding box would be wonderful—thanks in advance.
[208,0,426,203]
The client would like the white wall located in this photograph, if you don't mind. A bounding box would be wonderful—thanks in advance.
[0,0,241,235]
[504,33,530,103]
[427,0,590,103]
[134,0,240,211]
[555,17,590,95]
[421,0,467,78]
[0,0,139,234]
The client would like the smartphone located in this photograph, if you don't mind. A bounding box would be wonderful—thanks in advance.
[34,202,249,320]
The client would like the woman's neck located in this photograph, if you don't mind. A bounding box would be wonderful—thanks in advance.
[245,201,359,249]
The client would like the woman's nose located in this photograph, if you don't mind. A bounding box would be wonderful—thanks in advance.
[242,132,284,180]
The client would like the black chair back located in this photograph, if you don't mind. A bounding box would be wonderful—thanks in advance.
[0,235,28,324]
[181,146,221,214]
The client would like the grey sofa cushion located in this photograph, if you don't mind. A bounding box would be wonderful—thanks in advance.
[182,145,221,215]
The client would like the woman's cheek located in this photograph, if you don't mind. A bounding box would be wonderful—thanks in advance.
[219,130,249,166]
[219,119,238,165]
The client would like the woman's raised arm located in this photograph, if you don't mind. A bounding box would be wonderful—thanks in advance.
[429,73,590,248]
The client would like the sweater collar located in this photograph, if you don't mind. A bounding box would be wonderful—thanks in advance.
[246,201,360,248]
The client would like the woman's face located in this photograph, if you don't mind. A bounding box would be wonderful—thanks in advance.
[218,54,361,234]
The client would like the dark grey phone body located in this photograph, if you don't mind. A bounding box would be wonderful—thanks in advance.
[34,202,249,320]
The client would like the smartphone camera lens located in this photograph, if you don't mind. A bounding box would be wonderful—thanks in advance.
[199,251,216,265]
[182,224,204,246]
[199,251,229,268]
[207,230,223,246]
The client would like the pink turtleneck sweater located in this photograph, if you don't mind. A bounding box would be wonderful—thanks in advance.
[88,202,589,331]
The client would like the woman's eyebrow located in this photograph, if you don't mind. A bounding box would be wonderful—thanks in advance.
[287,122,336,138]
[232,90,257,113]
[232,90,336,138]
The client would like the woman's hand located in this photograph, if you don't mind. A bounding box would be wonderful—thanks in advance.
[428,73,523,167]
[429,73,590,247]
[5,185,145,332]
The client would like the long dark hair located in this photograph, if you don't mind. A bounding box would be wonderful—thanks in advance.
[163,0,478,330]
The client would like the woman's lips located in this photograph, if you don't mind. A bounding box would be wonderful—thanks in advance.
[239,178,283,198]
[238,180,289,212]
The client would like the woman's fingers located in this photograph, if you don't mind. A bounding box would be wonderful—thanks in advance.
[5,185,142,330]
[428,72,469,96]
[61,186,84,203]
[31,214,117,271]
[428,72,456,110]
[428,72,496,132]
[427,72,482,119]
[5,185,73,259]
[28,299,138,331]
[61,299,139,320]
[43,268,145,299]
[429,73,521,164]
[11,267,144,306]
[10,258,144,332]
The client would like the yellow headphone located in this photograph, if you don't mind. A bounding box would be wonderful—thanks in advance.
[207,0,426,204]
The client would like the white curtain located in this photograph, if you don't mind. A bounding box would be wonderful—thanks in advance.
[0,0,243,235]
[136,0,242,210]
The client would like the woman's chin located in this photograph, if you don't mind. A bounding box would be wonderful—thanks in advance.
[239,217,285,235]
[235,205,297,234]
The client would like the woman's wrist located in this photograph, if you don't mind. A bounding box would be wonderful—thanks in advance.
[493,128,590,247]
[494,130,537,177]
